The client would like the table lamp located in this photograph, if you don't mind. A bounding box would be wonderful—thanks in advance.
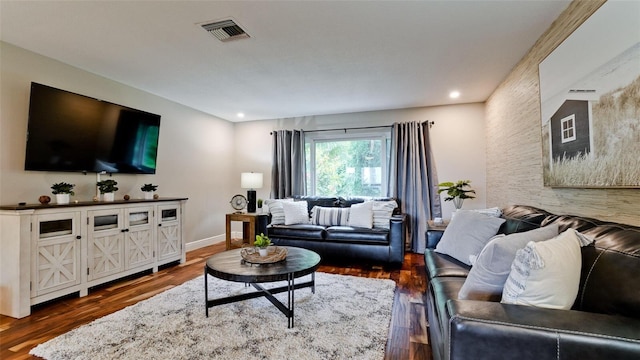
[241,172,263,213]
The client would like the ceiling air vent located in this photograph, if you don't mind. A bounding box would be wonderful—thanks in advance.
[201,19,249,42]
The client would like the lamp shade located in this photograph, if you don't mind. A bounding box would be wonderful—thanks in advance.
[241,172,263,189]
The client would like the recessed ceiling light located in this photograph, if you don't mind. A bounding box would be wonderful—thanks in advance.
[449,91,460,99]
[237,112,245,118]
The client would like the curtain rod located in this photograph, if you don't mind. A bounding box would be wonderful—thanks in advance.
[270,122,435,135]
[304,125,392,133]
[270,125,391,135]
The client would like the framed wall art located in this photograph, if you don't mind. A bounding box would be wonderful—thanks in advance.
[539,1,640,188]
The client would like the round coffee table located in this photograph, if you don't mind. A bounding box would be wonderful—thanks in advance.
[204,246,321,328]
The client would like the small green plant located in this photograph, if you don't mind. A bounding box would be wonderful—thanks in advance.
[51,182,75,195]
[96,179,119,194]
[438,180,475,209]
[254,233,271,248]
[257,199,263,208]
[437,180,476,201]
[141,184,158,192]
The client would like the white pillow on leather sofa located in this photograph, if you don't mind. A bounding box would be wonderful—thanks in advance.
[501,228,593,309]
[435,210,505,266]
[458,224,559,301]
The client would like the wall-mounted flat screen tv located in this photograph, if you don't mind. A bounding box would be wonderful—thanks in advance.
[25,82,161,174]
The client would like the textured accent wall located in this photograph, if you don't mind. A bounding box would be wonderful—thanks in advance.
[486,0,640,226]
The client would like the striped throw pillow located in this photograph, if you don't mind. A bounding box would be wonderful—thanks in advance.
[311,206,350,226]
[264,199,293,225]
[372,200,398,229]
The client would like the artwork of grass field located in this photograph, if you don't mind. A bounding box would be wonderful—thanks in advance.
[543,75,640,187]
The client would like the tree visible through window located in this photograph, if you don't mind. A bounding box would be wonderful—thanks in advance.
[306,130,390,197]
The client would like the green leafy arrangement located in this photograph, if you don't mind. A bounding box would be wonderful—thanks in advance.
[141,184,158,192]
[96,179,119,194]
[254,233,271,248]
[437,180,476,201]
[51,182,75,195]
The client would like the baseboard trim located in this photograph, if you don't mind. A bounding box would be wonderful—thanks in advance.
[185,235,225,252]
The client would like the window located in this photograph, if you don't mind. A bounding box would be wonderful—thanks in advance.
[305,129,391,197]
[561,114,576,143]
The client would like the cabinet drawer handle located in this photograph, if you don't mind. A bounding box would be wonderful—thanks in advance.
[76,236,81,240]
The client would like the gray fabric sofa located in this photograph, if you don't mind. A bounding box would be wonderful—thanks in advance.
[265,196,406,266]
[425,205,640,360]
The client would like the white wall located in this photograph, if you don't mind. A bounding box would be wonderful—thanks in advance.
[1,41,488,248]
[0,42,235,246]
[234,103,487,220]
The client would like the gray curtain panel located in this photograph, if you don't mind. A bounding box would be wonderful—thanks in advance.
[389,121,441,252]
[271,130,306,199]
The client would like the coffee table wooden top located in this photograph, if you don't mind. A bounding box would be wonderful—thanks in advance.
[205,246,321,283]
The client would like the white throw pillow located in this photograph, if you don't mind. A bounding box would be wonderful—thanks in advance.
[282,201,310,225]
[434,210,505,265]
[501,228,593,309]
[372,200,398,229]
[348,201,374,229]
[458,224,560,300]
[311,206,350,226]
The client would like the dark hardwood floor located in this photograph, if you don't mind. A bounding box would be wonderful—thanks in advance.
[0,242,431,360]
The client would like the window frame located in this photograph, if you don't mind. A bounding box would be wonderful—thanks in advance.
[305,128,391,197]
[560,114,576,143]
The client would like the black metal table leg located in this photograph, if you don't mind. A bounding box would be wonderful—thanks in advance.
[204,266,209,317]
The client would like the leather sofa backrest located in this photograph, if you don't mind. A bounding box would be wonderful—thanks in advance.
[556,220,639,319]
[504,205,640,319]
[292,196,401,215]
[292,196,340,215]
[499,205,552,235]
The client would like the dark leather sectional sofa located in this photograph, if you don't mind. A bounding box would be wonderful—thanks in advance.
[425,205,640,360]
[266,196,406,266]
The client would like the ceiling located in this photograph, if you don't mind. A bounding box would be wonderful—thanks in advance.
[0,1,570,122]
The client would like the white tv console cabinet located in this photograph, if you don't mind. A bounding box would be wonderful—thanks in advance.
[0,197,187,318]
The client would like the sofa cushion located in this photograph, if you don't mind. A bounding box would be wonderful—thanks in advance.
[501,229,592,310]
[458,224,560,301]
[435,210,506,265]
[325,226,389,245]
[348,201,374,229]
[282,200,310,225]
[310,206,350,226]
[425,249,470,280]
[267,224,325,240]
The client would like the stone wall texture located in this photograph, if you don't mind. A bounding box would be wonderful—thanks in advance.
[485,0,640,226]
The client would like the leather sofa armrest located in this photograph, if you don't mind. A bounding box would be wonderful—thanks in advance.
[426,230,444,249]
[389,214,406,265]
[447,300,640,360]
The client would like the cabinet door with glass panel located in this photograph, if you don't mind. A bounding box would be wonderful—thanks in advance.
[31,211,82,297]
[157,204,181,263]
[87,209,124,281]
[124,206,155,270]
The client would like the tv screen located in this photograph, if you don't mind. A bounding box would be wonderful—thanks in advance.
[25,83,161,174]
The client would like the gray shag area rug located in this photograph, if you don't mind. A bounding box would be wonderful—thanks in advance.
[30,272,395,360]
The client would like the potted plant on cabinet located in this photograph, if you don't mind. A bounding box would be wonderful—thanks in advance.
[97,179,118,202]
[254,233,271,256]
[437,180,476,210]
[140,184,158,200]
[51,182,75,204]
